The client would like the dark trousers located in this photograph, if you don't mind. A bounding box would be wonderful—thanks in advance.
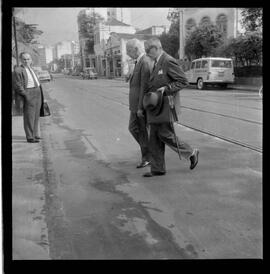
[23,87,42,140]
[149,122,194,173]
[129,111,150,162]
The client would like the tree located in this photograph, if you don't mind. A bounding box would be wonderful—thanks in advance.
[167,8,180,24]
[12,17,43,61]
[159,32,179,58]
[217,31,262,67]
[184,24,224,60]
[77,9,104,55]
[241,8,263,32]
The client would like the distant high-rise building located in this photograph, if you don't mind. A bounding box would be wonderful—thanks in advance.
[45,46,54,64]
[55,40,73,59]
[35,45,47,69]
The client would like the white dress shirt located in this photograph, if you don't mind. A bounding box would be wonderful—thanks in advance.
[24,66,40,88]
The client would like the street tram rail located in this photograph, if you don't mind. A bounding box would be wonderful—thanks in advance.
[88,92,263,154]
[181,105,262,125]
[77,86,262,153]
[176,122,262,153]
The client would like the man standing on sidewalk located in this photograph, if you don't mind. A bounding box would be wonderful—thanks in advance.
[12,52,44,143]
[126,39,151,168]
[142,37,199,177]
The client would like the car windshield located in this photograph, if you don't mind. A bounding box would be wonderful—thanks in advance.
[211,60,232,68]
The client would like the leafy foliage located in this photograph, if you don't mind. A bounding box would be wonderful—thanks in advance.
[241,8,263,32]
[167,8,180,24]
[159,32,179,58]
[216,31,262,67]
[159,9,181,58]
[12,17,43,60]
[184,24,224,60]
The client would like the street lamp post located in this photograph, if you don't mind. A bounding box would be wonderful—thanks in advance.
[12,9,19,66]
[179,8,185,60]
[71,41,75,69]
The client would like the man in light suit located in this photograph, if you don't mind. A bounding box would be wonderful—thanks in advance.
[126,39,151,168]
[12,52,44,143]
[142,38,199,177]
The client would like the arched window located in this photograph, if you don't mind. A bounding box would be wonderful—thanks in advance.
[199,16,211,27]
[185,18,197,35]
[216,13,228,35]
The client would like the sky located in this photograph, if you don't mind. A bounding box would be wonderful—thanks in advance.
[15,8,171,46]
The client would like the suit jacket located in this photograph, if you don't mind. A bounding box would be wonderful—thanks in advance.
[146,52,188,123]
[129,54,151,112]
[12,65,44,111]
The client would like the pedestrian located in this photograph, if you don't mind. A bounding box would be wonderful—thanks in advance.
[12,65,23,116]
[142,37,199,177]
[12,52,44,143]
[126,38,151,168]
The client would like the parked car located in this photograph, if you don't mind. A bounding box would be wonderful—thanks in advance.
[72,71,81,76]
[81,67,98,79]
[37,70,51,82]
[185,57,235,89]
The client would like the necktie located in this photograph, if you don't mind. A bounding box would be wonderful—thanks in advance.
[28,67,39,87]
[152,58,157,72]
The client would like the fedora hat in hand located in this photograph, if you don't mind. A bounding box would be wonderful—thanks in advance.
[143,90,164,116]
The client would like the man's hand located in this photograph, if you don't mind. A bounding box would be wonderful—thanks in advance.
[137,109,144,118]
[156,86,166,94]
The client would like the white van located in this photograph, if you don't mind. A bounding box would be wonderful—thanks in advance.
[185,57,235,89]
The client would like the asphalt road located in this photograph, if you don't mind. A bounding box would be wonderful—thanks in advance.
[39,75,262,259]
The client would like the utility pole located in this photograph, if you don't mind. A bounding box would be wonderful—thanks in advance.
[12,8,19,66]
[179,8,185,60]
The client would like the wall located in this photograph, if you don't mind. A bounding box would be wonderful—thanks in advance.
[183,8,236,40]
[235,77,262,87]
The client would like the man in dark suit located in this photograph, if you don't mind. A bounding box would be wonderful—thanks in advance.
[126,39,151,168]
[12,52,44,143]
[142,38,199,177]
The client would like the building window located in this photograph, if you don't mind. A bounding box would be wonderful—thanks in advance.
[216,14,228,36]
[185,18,197,36]
[199,16,211,27]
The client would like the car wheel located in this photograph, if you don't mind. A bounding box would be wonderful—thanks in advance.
[197,78,204,90]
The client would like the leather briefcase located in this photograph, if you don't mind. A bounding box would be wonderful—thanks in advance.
[40,101,51,117]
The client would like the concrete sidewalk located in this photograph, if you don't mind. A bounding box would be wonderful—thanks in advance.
[12,116,50,260]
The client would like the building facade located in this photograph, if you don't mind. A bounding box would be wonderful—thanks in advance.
[93,17,136,77]
[55,40,73,59]
[136,25,168,35]
[104,32,155,78]
[45,46,54,64]
[35,45,47,69]
[179,8,242,59]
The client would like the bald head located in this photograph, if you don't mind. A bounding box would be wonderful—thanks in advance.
[20,52,32,67]
[126,38,144,59]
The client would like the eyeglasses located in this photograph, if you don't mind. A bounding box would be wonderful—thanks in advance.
[145,45,157,54]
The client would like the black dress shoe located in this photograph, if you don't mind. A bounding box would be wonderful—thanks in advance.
[35,136,42,139]
[27,139,39,143]
[190,149,199,170]
[136,161,150,168]
[143,171,166,177]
